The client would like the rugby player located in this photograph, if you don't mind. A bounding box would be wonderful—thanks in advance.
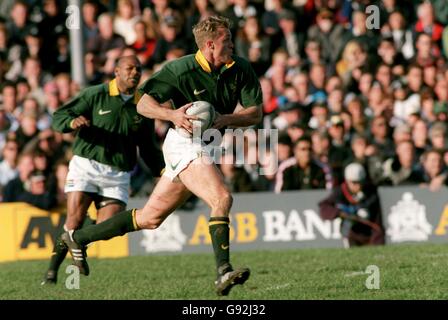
[61,16,262,296]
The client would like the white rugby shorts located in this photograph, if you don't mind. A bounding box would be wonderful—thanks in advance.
[65,155,130,204]
[162,128,211,181]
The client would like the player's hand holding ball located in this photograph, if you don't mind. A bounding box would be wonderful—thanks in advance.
[171,103,196,134]
[175,101,215,137]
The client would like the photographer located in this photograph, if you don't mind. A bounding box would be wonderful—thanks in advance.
[319,163,385,248]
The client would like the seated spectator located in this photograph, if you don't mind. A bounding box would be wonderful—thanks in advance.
[151,15,188,65]
[412,119,429,159]
[410,32,439,68]
[393,123,412,146]
[2,152,34,200]
[113,0,141,46]
[308,63,327,95]
[82,0,100,47]
[220,153,253,193]
[185,0,217,43]
[307,8,346,65]
[252,147,277,192]
[2,150,56,209]
[51,159,69,208]
[277,9,303,68]
[308,102,328,130]
[369,115,395,161]
[272,101,302,131]
[336,40,369,88]
[309,130,333,188]
[84,52,105,85]
[0,138,19,195]
[433,101,448,123]
[0,106,13,151]
[286,121,306,144]
[319,163,385,248]
[328,115,351,183]
[412,148,447,191]
[6,0,34,47]
[346,95,368,135]
[344,9,380,56]
[326,86,344,115]
[343,133,382,184]
[87,13,126,75]
[234,16,271,76]
[301,40,327,73]
[224,0,257,35]
[384,10,414,60]
[414,1,444,43]
[15,111,40,151]
[277,132,292,164]
[429,121,447,151]
[381,140,419,186]
[275,136,326,192]
[132,20,157,67]
[376,37,406,76]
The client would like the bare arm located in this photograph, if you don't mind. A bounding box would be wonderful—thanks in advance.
[136,94,196,132]
[212,105,262,129]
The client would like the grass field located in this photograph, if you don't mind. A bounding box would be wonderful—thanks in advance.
[1,243,447,300]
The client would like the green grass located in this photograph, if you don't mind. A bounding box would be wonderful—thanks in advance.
[1,243,447,300]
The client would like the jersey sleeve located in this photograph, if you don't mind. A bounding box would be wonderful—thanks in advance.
[138,64,179,104]
[52,90,93,133]
[239,63,263,108]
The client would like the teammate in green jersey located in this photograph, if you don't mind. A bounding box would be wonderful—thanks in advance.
[41,56,163,284]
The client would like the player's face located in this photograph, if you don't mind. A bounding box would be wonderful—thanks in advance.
[116,58,142,92]
[347,180,362,193]
[212,28,234,67]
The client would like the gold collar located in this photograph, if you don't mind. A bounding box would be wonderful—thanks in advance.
[194,50,235,73]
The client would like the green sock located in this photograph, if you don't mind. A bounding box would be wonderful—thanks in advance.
[48,232,68,274]
[73,209,138,246]
[209,217,232,275]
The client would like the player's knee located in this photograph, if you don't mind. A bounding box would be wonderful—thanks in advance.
[210,190,233,214]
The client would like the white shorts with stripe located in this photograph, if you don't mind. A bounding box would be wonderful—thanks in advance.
[65,155,130,204]
[162,128,211,181]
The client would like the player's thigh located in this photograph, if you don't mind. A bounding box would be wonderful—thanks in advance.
[66,191,94,229]
[136,176,191,228]
[178,157,231,210]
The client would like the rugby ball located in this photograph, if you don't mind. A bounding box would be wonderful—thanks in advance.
[176,101,216,137]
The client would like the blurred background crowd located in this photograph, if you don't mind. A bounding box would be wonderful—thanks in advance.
[0,0,447,211]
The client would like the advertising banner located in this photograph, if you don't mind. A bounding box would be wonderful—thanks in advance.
[1,186,447,262]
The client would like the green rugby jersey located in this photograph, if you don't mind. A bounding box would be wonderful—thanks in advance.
[138,50,263,114]
[52,79,162,172]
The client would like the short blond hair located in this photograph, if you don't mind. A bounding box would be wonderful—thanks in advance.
[192,16,231,49]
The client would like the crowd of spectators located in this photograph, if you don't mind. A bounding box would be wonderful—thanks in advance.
[0,0,447,211]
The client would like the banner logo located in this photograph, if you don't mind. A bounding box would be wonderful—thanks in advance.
[140,214,187,252]
[387,192,432,242]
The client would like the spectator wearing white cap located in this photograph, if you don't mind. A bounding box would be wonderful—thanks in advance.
[319,162,385,248]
